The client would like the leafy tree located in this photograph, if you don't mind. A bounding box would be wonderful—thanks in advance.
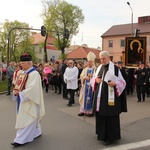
[0,20,36,63]
[42,0,84,56]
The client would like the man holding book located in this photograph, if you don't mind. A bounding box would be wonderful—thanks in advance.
[11,53,45,147]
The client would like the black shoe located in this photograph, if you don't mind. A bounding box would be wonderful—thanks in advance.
[11,142,23,147]
[63,97,69,100]
[54,91,57,93]
[143,99,145,102]
[57,92,61,94]
[78,113,84,116]
[103,140,113,146]
[137,100,141,102]
[67,103,72,106]
[87,114,94,117]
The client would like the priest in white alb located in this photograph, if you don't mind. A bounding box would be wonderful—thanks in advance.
[11,53,45,147]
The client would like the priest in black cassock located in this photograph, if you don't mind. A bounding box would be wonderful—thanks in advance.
[92,51,127,146]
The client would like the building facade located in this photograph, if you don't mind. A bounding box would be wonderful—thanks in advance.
[101,16,150,66]
[32,32,61,63]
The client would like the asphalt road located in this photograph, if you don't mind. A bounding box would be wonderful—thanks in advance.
[0,89,150,150]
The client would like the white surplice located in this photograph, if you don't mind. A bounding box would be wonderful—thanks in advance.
[12,68,45,144]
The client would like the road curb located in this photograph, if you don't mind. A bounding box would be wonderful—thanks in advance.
[0,91,7,95]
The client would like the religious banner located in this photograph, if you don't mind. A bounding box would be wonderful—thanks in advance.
[14,73,28,91]
[125,37,146,67]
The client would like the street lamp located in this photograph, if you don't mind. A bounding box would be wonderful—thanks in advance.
[127,2,133,36]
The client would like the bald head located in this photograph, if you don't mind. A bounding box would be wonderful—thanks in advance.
[68,60,74,67]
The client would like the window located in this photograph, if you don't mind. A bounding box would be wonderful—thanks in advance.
[148,56,150,62]
[110,56,113,61]
[108,40,113,48]
[120,40,125,47]
[120,56,122,61]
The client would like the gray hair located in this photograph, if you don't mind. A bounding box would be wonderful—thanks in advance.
[24,61,33,66]
[99,51,110,57]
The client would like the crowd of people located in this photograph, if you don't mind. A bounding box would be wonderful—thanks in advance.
[1,50,150,147]
[3,54,149,104]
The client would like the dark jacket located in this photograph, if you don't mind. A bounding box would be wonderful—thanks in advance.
[93,64,127,116]
[134,68,148,85]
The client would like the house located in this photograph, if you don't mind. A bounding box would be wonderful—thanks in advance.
[65,45,81,53]
[67,46,101,63]
[32,32,61,62]
[101,16,150,65]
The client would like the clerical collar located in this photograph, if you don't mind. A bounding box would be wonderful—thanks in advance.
[103,63,109,67]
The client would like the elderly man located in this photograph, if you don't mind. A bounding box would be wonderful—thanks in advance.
[92,51,127,146]
[64,60,78,106]
[78,51,96,117]
[11,53,45,147]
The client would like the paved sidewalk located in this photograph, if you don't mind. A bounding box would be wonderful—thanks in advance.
[60,93,150,149]
[61,93,150,126]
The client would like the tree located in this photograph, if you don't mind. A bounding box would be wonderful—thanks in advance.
[42,0,84,55]
[0,20,36,62]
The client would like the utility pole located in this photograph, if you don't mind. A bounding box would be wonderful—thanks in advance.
[127,2,134,36]
[44,32,48,62]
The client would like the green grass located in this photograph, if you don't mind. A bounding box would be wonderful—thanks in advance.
[0,78,8,93]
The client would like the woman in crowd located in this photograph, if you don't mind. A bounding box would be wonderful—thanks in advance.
[52,61,61,94]
[36,63,44,87]
[42,63,52,93]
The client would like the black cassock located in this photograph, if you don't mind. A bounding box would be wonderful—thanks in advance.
[93,64,127,142]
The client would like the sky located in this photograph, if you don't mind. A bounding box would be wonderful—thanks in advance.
[0,0,150,49]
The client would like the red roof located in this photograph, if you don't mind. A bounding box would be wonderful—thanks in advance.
[32,32,54,44]
[67,46,101,60]
[46,45,57,50]
[101,23,150,37]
